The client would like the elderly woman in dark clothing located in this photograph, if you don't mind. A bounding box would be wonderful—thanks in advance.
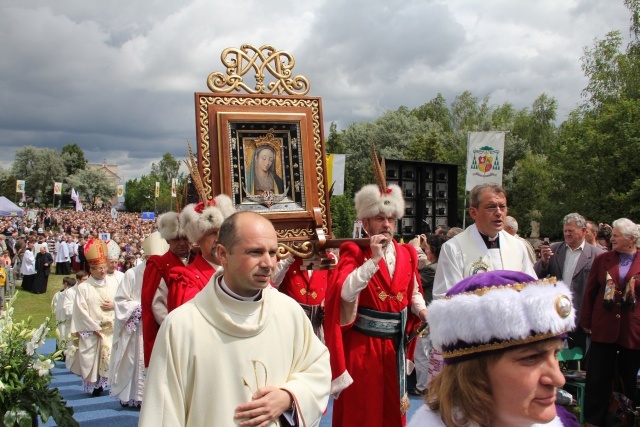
[33,245,53,294]
[581,218,640,427]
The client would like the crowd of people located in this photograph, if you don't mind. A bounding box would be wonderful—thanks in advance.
[1,178,638,427]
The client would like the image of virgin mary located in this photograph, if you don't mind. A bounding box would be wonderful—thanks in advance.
[245,145,284,195]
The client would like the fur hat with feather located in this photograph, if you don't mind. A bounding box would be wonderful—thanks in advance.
[355,140,405,220]
[180,194,234,244]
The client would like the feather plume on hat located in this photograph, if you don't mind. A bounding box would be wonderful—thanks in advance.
[180,142,235,244]
[354,139,405,220]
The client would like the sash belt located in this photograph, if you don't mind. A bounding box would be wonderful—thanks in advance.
[353,306,402,339]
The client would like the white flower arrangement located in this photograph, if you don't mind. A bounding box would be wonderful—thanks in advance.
[0,292,78,426]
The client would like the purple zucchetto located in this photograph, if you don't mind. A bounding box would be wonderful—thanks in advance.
[427,270,576,364]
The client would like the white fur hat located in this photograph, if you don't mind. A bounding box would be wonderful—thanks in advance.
[142,231,170,257]
[355,184,405,220]
[428,271,575,364]
[180,194,235,244]
[105,239,121,260]
[157,212,182,241]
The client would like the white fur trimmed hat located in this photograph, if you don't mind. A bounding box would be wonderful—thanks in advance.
[157,211,182,241]
[427,271,575,364]
[355,184,405,220]
[180,194,235,244]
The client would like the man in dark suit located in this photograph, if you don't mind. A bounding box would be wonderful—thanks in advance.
[535,212,605,353]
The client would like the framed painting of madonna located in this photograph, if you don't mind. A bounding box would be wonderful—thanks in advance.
[193,45,331,243]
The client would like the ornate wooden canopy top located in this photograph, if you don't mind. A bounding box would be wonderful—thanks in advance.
[206,44,310,96]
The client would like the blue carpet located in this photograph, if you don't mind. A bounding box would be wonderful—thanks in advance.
[39,338,424,426]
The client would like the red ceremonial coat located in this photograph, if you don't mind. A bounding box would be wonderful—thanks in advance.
[167,252,218,313]
[580,250,640,349]
[324,240,421,427]
[279,257,330,306]
[141,250,185,367]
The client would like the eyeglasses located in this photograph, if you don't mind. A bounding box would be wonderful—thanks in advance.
[481,204,508,213]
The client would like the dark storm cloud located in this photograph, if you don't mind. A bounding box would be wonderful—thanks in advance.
[0,0,632,181]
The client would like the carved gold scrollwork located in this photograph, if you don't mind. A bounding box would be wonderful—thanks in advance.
[277,241,315,259]
[207,44,310,95]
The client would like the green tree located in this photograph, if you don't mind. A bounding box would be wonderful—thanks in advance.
[411,93,453,133]
[60,143,88,176]
[11,147,66,204]
[67,168,116,210]
[150,153,181,183]
[326,122,345,153]
[0,167,18,199]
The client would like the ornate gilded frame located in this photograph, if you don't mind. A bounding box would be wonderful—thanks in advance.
[194,44,331,244]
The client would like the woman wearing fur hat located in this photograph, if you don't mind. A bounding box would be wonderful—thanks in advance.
[167,195,235,312]
[324,145,428,427]
[408,271,579,427]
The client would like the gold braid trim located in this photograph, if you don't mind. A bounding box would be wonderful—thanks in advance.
[442,330,567,359]
[442,277,558,300]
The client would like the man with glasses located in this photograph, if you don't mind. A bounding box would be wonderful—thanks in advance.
[70,239,118,397]
[433,183,536,299]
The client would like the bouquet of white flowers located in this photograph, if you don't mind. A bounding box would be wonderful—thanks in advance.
[0,292,78,427]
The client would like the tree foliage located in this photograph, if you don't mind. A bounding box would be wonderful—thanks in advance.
[125,153,186,213]
[11,147,67,204]
[60,143,88,176]
[67,168,116,210]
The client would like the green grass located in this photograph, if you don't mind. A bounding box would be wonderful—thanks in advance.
[10,273,66,331]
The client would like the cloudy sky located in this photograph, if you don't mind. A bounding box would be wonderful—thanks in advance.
[0,0,632,181]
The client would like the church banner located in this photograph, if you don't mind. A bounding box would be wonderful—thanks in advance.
[154,181,160,198]
[117,185,124,202]
[326,154,345,196]
[171,178,177,197]
[53,182,62,195]
[16,180,25,193]
[465,132,505,191]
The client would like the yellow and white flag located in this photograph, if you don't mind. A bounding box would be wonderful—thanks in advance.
[53,182,62,195]
[171,178,177,197]
[117,185,124,201]
[155,181,160,198]
[326,154,346,196]
[16,180,25,193]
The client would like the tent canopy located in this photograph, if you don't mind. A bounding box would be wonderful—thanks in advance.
[0,196,24,217]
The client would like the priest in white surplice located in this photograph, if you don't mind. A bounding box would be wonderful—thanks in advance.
[109,232,168,407]
[70,239,118,397]
[433,183,537,299]
[140,211,331,427]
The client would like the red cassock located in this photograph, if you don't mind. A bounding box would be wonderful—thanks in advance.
[141,250,185,367]
[279,257,329,305]
[324,241,421,427]
[580,251,640,348]
[167,252,217,313]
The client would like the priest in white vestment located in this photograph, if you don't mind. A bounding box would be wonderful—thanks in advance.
[140,211,331,426]
[70,239,118,396]
[433,183,536,299]
[109,232,168,407]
